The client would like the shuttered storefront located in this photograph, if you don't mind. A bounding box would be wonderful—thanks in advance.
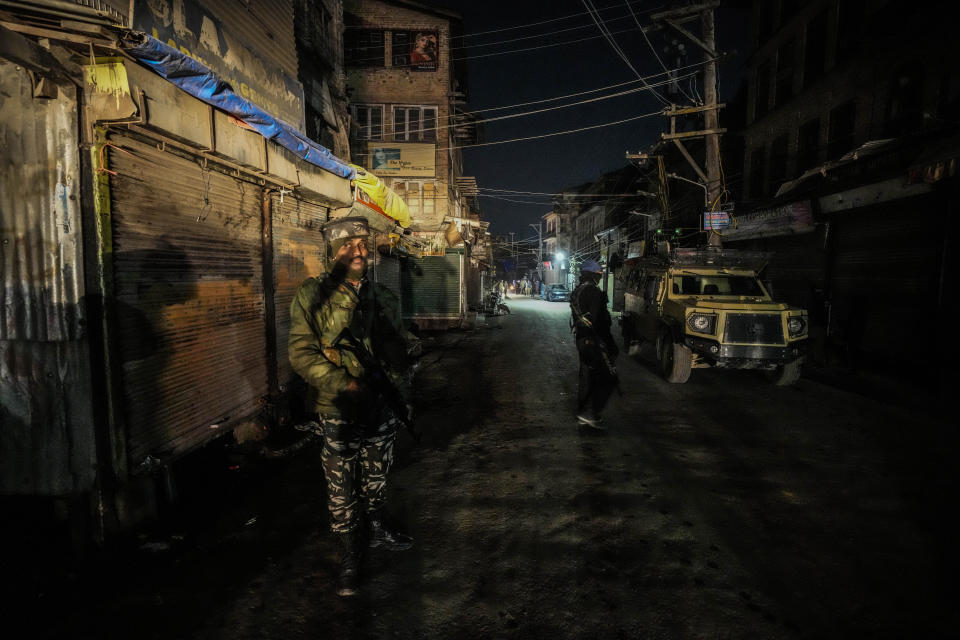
[271,193,328,391]
[401,251,463,320]
[827,194,944,368]
[371,253,402,298]
[728,230,827,311]
[108,132,269,465]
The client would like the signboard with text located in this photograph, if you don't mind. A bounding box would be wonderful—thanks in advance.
[366,142,436,177]
[722,200,815,241]
[703,211,731,231]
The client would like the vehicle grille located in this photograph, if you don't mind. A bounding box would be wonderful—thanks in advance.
[723,313,784,344]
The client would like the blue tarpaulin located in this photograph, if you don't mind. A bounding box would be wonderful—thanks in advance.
[122,33,355,180]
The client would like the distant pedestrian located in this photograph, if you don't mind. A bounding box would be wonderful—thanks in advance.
[570,260,618,429]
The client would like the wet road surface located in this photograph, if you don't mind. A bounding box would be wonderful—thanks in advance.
[17,296,954,639]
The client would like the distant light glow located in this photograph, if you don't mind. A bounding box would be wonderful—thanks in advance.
[556,252,565,260]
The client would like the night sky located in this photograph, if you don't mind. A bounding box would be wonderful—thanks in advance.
[426,0,750,236]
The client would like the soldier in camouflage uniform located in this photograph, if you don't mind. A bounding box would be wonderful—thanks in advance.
[288,217,414,598]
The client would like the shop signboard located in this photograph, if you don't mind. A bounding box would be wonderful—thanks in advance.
[723,200,815,241]
[367,142,436,177]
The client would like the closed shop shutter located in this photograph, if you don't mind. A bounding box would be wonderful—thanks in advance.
[727,231,827,311]
[371,254,402,297]
[272,194,328,390]
[401,253,462,319]
[108,132,268,464]
[828,193,943,367]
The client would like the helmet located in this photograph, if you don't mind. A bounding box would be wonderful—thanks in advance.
[580,259,603,274]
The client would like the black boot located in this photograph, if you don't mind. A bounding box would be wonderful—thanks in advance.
[336,531,360,597]
[367,510,413,551]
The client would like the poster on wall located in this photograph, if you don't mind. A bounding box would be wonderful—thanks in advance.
[367,142,435,177]
[394,30,439,71]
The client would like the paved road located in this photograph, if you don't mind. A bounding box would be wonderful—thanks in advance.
[30,296,953,639]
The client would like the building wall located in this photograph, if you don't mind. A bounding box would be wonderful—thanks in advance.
[741,0,958,201]
[343,0,459,231]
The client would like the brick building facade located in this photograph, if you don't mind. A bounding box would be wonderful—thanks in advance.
[342,0,475,236]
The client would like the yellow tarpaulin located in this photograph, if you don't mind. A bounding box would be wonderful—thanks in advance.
[349,165,412,228]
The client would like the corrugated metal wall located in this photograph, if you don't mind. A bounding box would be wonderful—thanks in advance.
[1,63,96,495]
[271,193,327,390]
[203,0,298,80]
[401,253,462,318]
[371,253,401,298]
[107,132,269,466]
[827,195,943,367]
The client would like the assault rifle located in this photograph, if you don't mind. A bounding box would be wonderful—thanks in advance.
[332,328,421,443]
[570,292,622,396]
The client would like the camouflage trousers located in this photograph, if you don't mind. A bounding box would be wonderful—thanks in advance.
[317,414,399,534]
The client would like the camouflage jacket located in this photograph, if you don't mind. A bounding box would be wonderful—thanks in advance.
[288,275,412,419]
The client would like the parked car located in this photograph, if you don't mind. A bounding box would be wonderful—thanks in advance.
[620,247,808,385]
[545,283,570,302]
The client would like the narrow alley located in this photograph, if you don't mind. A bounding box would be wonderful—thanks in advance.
[22,298,953,640]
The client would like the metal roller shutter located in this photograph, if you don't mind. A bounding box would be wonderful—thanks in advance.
[828,194,943,367]
[371,253,402,298]
[107,132,269,465]
[271,193,327,390]
[401,253,463,319]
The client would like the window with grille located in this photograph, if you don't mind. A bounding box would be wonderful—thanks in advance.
[392,106,438,142]
[345,29,385,67]
[350,104,383,140]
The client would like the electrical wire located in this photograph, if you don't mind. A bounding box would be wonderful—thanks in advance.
[581,0,670,106]
[446,1,667,39]
[627,0,696,103]
[451,108,662,150]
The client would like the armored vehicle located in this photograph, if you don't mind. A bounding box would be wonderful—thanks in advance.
[620,247,808,385]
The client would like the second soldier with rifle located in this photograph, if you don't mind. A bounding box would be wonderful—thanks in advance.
[570,259,620,429]
[288,217,416,598]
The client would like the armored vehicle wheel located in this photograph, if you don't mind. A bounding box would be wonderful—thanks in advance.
[657,331,692,383]
[768,359,801,386]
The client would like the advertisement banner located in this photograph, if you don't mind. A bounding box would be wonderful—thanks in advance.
[134,0,305,131]
[367,142,436,177]
[393,30,439,71]
[723,201,815,241]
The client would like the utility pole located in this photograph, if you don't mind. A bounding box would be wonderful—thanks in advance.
[529,223,543,281]
[640,1,725,246]
[508,231,516,282]
[701,8,722,246]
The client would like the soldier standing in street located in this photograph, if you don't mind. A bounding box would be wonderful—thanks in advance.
[288,217,414,598]
[570,260,619,429]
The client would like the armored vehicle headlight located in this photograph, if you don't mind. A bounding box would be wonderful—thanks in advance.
[787,317,807,336]
[688,313,716,334]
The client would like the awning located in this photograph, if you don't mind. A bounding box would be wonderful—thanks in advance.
[120,32,355,180]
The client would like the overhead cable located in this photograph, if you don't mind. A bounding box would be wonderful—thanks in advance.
[451,0,667,39]
[627,0,696,103]
[451,109,662,150]
[581,0,670,106]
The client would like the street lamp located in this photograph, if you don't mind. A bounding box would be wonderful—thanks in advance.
[666,172,708,208]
